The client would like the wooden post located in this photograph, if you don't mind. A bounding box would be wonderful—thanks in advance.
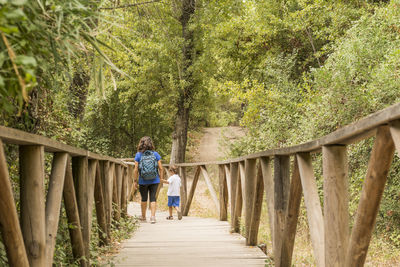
[0,140,29,267]
[234,169,243,233]
[260,157,275,249]
[200,166,220,213]
[72,156,90,261]
[297,152,325,267]
[279,157,302,267]
[127,164,134,201]
[179,166,188,215]
[19,145,46,267]
[248,161,264,246]
[100,161,112,240]
[45,152,68,267]
[224,165,232,204]
[63,156,86,267]
[272,155,290,264]
[107,163,115,227]
[94,161,108,246]
[113,164,122,221]
[345,126,395,266]
[86,159,97,247]
[121,167,128,217]
[237,161,246,233]
[183,166,201,216]
[389,120,400,154]
[244,158,257,243]
[323,145,349,267]
[116,164,123,209]
[218,165,228,221]
[230,162,239,231]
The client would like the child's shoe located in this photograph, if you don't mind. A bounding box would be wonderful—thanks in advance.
[166,216,173,220]
[150,216,156,224]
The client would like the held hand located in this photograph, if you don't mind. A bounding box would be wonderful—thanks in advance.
[133,182,138,190]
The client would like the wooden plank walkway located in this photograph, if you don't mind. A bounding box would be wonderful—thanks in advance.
[113,203,267,266]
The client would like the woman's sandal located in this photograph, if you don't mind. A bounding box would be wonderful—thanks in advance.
[166,216,173,220]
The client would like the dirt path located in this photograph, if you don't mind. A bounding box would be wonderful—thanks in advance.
[197,127,245,162]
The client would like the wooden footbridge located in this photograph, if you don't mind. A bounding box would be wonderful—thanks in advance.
[0,102,400,266]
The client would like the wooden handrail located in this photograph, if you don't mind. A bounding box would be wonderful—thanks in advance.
[0,126,126,165]
[121,102,400,267]
[0,127,134,266]
[152,102,400,167]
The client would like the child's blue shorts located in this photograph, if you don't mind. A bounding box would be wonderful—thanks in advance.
[168,196,180,207]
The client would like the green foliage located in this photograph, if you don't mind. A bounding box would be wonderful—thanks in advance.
[0,0,106,115]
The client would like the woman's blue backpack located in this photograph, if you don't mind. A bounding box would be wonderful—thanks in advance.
[139,151,158,180]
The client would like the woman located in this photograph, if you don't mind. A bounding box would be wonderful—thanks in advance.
[133,136,164,223]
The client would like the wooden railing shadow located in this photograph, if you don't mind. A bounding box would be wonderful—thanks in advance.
[0,126,135,267]
[125,103,400,267]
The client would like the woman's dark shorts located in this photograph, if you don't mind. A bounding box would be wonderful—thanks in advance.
[139,183,159,202]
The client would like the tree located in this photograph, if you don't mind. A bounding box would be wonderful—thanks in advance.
[170,0,197,164]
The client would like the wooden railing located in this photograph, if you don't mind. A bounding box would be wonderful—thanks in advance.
[126,102,400,267]
[0,126,135,267]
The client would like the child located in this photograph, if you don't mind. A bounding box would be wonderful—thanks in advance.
[161,165,182,220]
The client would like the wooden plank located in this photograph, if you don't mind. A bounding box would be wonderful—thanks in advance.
[121,167,128,217]
[345,126,395,266]
[127,165,134,201]
[19,145,46,267]
[297,152,325,267]
[218,165,228,221]
[244,158,257,244]
[248,161,264,246]
[224,165,232,204]
[87,159,97,245]
[260,157,275,249]
[273,155,290,263]
[179,167,188,215]
[72,156,90,261]
[200,166,220,213]
[113,164,121,222]
[0,140,29,267]
[94,160,108,246]
[63,156,87,267]
[107,163,115,231]
[0,126,126,164]
[183,166,201,216]
[100,161,112,239]
[389,120,400,155]
[114,164,122,221]
[279,157,302,267]
[116,164,123,209]
[45,152,68,267]
[158,103,400,167]
[323,145,349,267]
[229,162,239,231]
[113,202,267,266]
[155,165,164,202]
[239,161,246,207]
[234,165,243,233]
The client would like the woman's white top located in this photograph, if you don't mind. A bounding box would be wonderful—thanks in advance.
[167,174,181,196]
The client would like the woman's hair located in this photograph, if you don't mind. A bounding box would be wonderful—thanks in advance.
[137,136,155,152]
[169,165,179,174]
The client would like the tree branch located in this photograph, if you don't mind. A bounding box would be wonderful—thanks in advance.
[100,0,163,10]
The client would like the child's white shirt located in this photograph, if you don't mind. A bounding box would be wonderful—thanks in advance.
[167,174,181,196]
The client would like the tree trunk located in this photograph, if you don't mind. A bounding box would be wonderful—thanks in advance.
[68,70,90,120]
[170,0,196,164]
